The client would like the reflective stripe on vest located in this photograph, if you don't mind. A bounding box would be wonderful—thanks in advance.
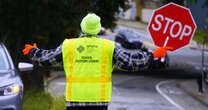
[62,37,115,102]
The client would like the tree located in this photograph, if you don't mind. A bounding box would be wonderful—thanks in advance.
[0,0,129,91]
[162,0,185,6]
[190,0,208,7]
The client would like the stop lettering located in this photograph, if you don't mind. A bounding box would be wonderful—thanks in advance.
[148,3,197,51]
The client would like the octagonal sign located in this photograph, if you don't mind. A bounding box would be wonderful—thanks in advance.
[148,3,197,51]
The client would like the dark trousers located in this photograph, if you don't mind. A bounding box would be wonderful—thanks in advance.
[67,106,108,110]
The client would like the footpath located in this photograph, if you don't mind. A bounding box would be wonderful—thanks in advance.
[116,19,148,32]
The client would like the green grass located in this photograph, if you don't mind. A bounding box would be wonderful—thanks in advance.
[50,97,66,110]
[193,30,208,45]
[23,90,66,110]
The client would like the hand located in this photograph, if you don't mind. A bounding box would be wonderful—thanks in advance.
[152,47,173,58]
[22,43,37,55]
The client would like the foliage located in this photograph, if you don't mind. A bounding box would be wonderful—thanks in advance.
[0,0,129,48]
[193,30,208,45]
[23,90,66,110]
[189,0,208,44]
[0,0,129,59]
[162,0,185,5]
[23,90,53,110]
[190,0,208,8]
[0,0,129,91]
[189,0,197,4]
[50,97,66,110]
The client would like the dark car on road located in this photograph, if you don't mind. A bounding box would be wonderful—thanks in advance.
[115,30,144,50]
[115,30,169,69]
[0,43,33,110]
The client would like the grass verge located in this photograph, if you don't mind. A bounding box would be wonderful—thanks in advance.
[23,90,66,110]
[193,30,208,45]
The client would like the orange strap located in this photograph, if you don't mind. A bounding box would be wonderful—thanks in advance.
[66,77,111,83]
[101,40,109,101]
[67,39,75,100]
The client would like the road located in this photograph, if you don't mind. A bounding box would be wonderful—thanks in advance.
[48,69,206,110]
[47,25,208,110]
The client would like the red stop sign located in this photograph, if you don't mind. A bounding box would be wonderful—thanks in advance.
[148,3,197,51]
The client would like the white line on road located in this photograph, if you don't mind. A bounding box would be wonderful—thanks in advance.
[156,80,186,110]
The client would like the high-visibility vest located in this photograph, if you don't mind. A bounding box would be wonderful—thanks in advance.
[62,37,115,102]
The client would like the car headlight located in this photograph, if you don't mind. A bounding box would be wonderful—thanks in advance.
[4,85,21,95]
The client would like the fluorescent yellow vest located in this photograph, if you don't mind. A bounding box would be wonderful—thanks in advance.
[62,37,115,102]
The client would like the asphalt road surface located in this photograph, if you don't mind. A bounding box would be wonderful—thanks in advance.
[48,69,204,110]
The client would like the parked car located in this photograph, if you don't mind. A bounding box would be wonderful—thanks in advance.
[115,30,169,70]
[0,43,33,110]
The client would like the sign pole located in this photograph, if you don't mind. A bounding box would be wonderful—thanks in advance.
[199,37,208,93]
[201,40,205,93]
[201,37,208,93]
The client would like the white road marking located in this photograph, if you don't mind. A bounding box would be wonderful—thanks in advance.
[156,80,186,110]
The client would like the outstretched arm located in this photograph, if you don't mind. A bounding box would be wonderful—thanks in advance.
[27,44,63,66]
[113,43,153,71]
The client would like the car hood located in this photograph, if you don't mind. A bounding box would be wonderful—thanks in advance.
[0,71,19,87]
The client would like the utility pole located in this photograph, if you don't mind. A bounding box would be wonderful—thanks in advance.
[199,37,208,93]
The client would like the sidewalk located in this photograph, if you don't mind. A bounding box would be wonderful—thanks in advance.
[157,79,208,110]
[178,80,208,106]
[116,19,148,32]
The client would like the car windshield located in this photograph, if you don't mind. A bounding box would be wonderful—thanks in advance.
[123,32,138,38]
[0,48,9,70]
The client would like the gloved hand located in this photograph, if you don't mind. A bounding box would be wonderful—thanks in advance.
[152,47,173,58]
[22,43,37,55]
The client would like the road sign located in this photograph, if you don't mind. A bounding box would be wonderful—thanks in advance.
[148,3,197,51]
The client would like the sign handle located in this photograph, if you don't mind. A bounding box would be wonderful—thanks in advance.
[163,36,169,47]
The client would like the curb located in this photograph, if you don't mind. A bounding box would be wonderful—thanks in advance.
[177,80,208,106]
[116,19,147,32]
[156,80,186,110]
[156,80,208,110]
